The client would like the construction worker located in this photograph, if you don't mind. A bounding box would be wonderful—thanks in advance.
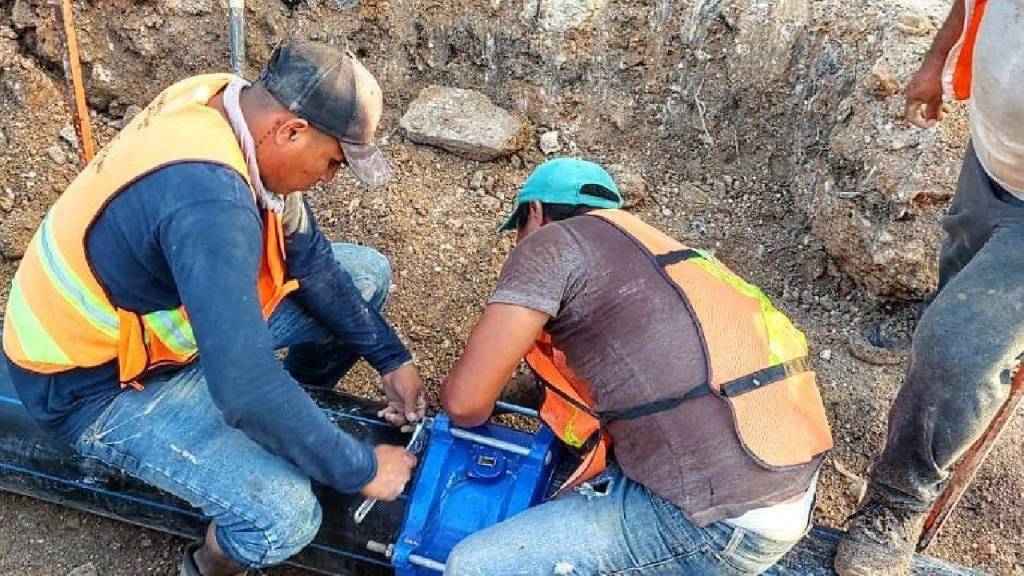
[835,2,1024,574]
[1,42,424,575]
[440,159,834,575]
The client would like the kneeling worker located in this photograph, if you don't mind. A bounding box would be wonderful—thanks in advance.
[2,43,423,574]
[441,159,834,575]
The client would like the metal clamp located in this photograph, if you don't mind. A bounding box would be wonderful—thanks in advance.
[353,418,431,524]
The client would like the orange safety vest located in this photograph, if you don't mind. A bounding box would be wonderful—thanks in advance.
[2,74,298,388]
[944,0,989,101]
[525,210,833,490]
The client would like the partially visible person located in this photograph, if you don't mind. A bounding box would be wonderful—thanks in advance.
[440,159,834,576]
[835,2,1024,574]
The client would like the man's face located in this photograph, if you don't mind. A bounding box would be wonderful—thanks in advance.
[259,119,345,195]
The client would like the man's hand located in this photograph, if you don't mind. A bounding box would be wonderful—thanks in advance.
[379,363,426,432]
[360,445,417,501]
[905,59,950,128]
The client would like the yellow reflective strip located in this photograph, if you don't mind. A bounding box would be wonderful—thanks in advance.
[37,216,118,339]
[6,277,73,366]
[142,310,196,356]
[563,410,585,448]
[690,257,807,364]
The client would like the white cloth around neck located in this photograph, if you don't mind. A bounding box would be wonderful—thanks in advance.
[223,78,285,213]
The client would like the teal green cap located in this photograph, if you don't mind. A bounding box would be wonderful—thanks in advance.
[498,158,623,232]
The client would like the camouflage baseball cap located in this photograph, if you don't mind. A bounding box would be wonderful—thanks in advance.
[259,41,392,187]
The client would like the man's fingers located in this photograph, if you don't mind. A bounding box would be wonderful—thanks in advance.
[906,100,930,128]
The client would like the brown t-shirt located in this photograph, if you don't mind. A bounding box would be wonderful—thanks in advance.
[490,215,820,525]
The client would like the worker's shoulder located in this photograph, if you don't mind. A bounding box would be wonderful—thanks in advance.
[128,161,256,213]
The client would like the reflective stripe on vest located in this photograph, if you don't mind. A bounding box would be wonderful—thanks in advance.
[943,0,989,101]
[2,74,298,386]
[525,210,833,488]
[525,332,607,492]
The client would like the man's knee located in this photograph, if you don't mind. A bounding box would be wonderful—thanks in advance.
[216,481,322,567]
[908,323,1011,414]
[444,534,494,576]
[330,243,392,309]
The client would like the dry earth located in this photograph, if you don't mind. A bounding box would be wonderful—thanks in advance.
[0,0,1022,574]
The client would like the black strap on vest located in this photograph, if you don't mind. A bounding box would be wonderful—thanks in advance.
[654,249,702,267]
[597,356,811,424]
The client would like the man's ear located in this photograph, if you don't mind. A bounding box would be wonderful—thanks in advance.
[529,200,546,225]
[276,118,310,145]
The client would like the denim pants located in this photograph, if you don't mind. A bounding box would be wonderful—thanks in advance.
[73,243,391,567]
[872,144,1024,508]
[444,467,799,576]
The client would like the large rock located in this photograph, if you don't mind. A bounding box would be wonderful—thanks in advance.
[807,1,968,300]
[400,86,530,162]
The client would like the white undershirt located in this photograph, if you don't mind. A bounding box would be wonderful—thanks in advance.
[725,472,817,542]
[967,0,1024,196]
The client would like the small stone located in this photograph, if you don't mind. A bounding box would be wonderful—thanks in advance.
[660,207,672,217]
[400,85,530,161]
[897,11,935,36]
[324,0,359,10]
[0,194,14,213]
[522,0,608,32]
[539,131,561,155]
[0,128,8,148]
[818,348,832,361]
[122,104,143,123]
[871,59,900,97]
[469,170,485,189]
[480,196,501,213]
[91,62,113,84]
[59,125,79,148]
[46,145,65,164]
[510,155,524,169]
[66,562,97,576]
[832,460,868,503]
[160,0,213,15]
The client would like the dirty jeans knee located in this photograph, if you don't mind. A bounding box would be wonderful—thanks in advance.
[873,301,1018,504]
[329,242,392,310]
[278,243,394,387]
[215,487,323,567]
[444,535,492,576]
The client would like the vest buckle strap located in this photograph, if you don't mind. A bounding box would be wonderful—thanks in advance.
[719,356,810,398]
[596,356,811,424]
[654,249,702,267]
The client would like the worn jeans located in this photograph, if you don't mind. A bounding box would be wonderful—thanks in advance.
[444,466,799,576]
[73,243,391,567]
[871,144,1024,508]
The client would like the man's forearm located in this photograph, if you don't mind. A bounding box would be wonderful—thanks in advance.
[923,0,966,67]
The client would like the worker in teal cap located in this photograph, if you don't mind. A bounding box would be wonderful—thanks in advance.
[440,158,832,575]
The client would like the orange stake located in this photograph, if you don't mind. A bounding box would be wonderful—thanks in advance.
[918,365,1024,550]
[53,0,95,163]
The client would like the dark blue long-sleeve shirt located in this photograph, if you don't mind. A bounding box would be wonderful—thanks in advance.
[5,162,410,494]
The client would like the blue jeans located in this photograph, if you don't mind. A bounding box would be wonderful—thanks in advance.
[445,467,798,576]
[73,243,390,568]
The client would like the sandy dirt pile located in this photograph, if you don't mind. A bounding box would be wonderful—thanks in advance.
[0,0,1020,574]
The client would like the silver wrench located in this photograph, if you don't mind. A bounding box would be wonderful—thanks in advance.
[353,418,431,524]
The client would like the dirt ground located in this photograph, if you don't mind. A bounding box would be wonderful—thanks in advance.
[0,1,1022,575]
